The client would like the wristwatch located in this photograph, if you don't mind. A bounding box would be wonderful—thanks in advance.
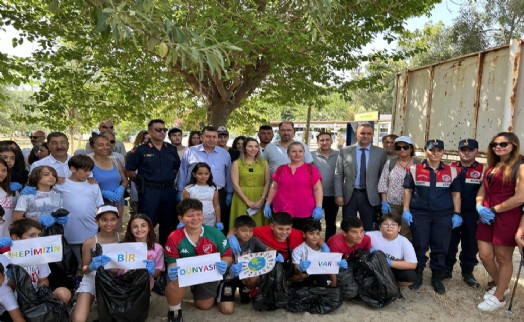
[490,206,497,214]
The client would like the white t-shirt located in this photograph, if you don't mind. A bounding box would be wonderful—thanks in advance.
[15,190,62,219]
[0,255,18,315]
[54,178,104,244]
[0,189,16,237]
[291,241,323,265]
[23,263,51,289]
[366,231,417,263]
[30,154,72,178]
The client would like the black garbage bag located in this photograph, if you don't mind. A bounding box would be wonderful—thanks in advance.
[8,264,69,322]
[337,263,359,300]
[253,262,289,311]
[353,250,399,308]
[95,267,151,322]
[41,208,78,290]
[286,286,342,314]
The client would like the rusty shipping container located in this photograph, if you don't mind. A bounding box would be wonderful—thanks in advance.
[392,39,524,155]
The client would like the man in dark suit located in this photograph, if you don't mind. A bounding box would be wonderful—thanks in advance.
[334,123,387,231]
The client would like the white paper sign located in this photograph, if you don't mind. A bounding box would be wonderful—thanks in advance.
[238,250,276,280]
[176,253,222,287]
[306,252,343,275]
[101,242,147,269]
[9,235,63,266]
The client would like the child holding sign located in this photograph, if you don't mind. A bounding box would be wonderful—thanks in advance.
[71,206,119,322]
[291,219,345,287]
[123,214,164,289]
[10,219,71,305]
[164,198,232,322]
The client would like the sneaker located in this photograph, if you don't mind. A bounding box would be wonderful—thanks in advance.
[477,294,506,311]
[167,310,183,322]
[483,286,510,300]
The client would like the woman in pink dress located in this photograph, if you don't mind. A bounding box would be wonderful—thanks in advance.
[476,132,524,311]
[264,142,323,230]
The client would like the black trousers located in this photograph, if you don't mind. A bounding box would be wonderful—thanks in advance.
[138,186,178,247]
[445,210,479,272]
[342,189,378,231]
[218,188,230,234]
[323,196,339,241]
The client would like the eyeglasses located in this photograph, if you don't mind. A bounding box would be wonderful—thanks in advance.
[100,125,114,130]
[153,128,168,133]
[490,142,510,148]
[109,140,116,144]
[395,145,410,151]
[29,136,44,140]
[381,223,399,228]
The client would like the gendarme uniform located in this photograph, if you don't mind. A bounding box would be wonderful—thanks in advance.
[126,140,180,246]
[403,139,460,292]
[445,139,484,286]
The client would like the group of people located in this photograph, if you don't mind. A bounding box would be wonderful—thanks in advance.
[0,118,522,321]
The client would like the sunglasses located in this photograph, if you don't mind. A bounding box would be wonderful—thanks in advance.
[100,125,114,129]
[29,136,44,139]
[109,140,116,144]
[395,145,410,151]
[153,128,168,133]
[490,142,510,148]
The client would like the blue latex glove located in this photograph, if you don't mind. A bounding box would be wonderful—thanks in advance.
[6,267,13,280]
[0,237,12,248]
[298,260,311,272]
[144,259,155,276]
[452,214,463,229]
[228,235,241,255]
[38,214,56,227]
[177,191,182,202]
[275,253,284,263]
[215,222,224,231]
[226,193,233,207]
[386,258,393,267]
[338,259,348,270]
[114,186,125,200]
[476,205,495,225]
[177,222,185,229]
[312,206,323,221]
[369,247,377,253]
[88,255,111,271]
[9,182,22,192]
[168,266,179,280]
[402,210,413,226]
[21,186,37,195]
[56,216,68,225]
[102,190,118,202]
[381,201,391,214]
[215,261,228,275]
[263,204,272,218]
[320,243,330,253]
[230,262,243,277]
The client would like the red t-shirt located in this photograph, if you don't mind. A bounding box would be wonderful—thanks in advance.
[253,225,304,260]
[327,233,371,258]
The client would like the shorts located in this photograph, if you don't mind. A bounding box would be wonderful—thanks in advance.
[76,271,96,296]
[166,271,219,301]
[391,268,417,283]
[216,278,243,303]
[476,209,522,247]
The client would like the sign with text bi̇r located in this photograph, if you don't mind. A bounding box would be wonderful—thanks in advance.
[9,235,63,266]
[238,250,276,280]
[176,252,222,287]
[102,242,147,270]
[306,252,343,275]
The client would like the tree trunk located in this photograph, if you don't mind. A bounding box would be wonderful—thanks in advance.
[304,105,312,145]
[207,101,237,127]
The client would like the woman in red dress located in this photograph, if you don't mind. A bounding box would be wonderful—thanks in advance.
[476,132,524,311]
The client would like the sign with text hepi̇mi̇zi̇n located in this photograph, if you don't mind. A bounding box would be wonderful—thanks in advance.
[102,242,147,270]
[9,235,63,266]
[238,250,276,280]
[176,252,222,287]
[306,252,343,275]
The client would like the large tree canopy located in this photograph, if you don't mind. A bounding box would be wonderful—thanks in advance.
[1,0,440,128]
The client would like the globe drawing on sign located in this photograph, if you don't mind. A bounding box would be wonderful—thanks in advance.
[248,257,266,272]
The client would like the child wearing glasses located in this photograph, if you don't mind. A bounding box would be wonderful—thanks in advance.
[366,214,417,288]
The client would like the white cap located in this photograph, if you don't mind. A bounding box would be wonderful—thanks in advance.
[394,136,413,145]
[96,205,119,218]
